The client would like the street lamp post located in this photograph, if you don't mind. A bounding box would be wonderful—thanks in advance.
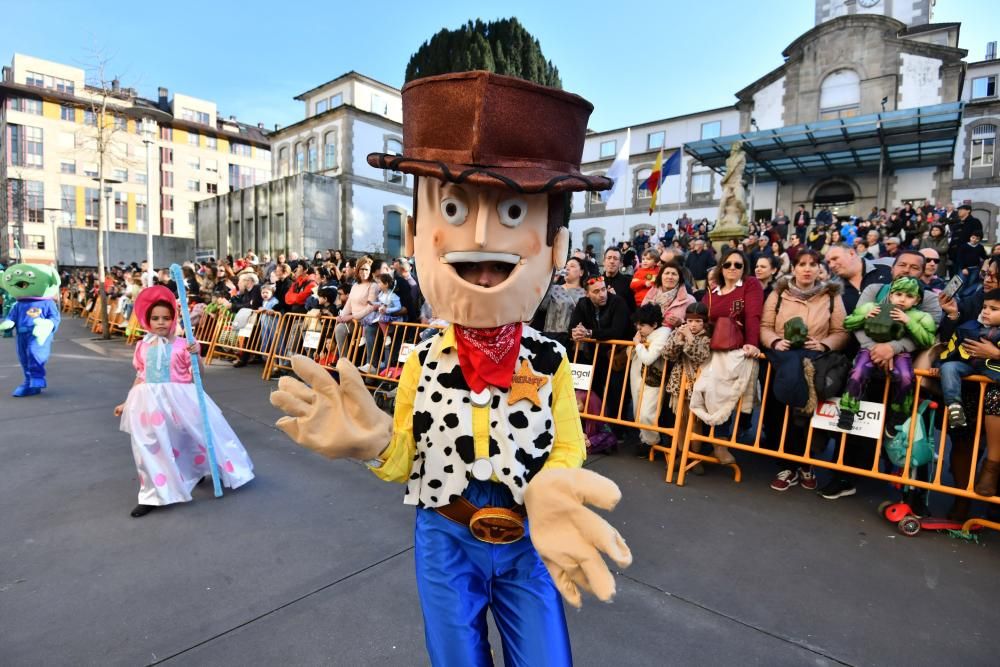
[876,97,888,210]
[749,118,759,224]
[92,177,122,271]
[41,207,62,270]
[104,186,113,269]
[141,118,156,287]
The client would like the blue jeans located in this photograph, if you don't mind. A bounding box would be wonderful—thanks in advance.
[940,360,975,405]
[414,481,571,667]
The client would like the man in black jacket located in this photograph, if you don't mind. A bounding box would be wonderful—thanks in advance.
[948,205,985,269]
[568,276,633,430]
[601,247,635,312]
[684,239,716,291]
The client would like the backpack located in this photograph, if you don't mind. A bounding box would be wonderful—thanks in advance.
[885,400,938,468]
[809,351,851,402]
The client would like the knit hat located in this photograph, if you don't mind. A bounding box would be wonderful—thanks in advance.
[888,276,923,302]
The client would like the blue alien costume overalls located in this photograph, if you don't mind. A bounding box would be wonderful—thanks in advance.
[7,298,60,392]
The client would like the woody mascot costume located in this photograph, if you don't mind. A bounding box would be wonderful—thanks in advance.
[270,72,632,666]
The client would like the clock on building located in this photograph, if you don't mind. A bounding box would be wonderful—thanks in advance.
[858,0,881,8]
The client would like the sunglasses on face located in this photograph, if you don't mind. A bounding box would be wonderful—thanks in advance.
[925,257,940,263]
[722,261,743,270]
[586,276,605,286]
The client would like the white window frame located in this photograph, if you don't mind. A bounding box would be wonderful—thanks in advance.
[972,75,997,100]
[600,140,617,158]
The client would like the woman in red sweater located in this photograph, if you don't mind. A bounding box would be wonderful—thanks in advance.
[697,247,764,463]
[701,247,763,356]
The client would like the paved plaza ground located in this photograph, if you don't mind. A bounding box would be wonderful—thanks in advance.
[3,325,1000,666]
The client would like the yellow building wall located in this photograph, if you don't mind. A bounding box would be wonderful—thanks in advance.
[127,193,136,232]
[199,134,206,148]
[217,137,229,153]
[42,101,60,120]
[75,186,85,228]
[127,119,136,134]
[174,128,188,145]
[75,108,82,124]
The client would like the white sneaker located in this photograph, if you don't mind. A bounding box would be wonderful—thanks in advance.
[383,336,391,346]
[358,363,374,374]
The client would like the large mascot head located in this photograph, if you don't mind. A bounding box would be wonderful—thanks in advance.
[1,263,60,300]
[368,71,611,328]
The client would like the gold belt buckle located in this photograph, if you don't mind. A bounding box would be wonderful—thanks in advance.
[469,507,525,544]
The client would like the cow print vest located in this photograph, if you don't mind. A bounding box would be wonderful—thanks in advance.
[404,325,565,508]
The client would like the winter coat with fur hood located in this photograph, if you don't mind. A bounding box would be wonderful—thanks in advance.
[759,276,849,352]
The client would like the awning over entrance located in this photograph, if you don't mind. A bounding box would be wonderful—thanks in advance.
[684,102,963,182]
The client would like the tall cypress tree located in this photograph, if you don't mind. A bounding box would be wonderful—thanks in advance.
[405,17,561,88]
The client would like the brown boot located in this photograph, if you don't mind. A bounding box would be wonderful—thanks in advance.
[713,445,736,465]
[974,460,1000,497]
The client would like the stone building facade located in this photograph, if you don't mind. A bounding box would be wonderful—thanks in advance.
[195,72,411,260]
[731,15,967,225]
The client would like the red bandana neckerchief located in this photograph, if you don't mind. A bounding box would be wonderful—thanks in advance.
[453,323,523,393]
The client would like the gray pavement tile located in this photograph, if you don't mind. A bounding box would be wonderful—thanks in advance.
[162,546,839,667]
[3,330,1000,667]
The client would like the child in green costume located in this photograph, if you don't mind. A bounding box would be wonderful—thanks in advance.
[837,277,936,430]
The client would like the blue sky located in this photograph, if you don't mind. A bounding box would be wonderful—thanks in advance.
[5,0,997,132]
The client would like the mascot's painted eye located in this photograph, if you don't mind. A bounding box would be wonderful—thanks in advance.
[14,269,23,276]
[497,198,528,228]
[25,271,35,279]
[440,197,468,226]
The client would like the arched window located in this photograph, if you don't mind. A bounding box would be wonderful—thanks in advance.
[635,167,652,200]
[323,131,337,170]
[278,146,289,177]
[294,142,304,173]
[971,124,996,172]
[385,137,403,184]
[819,69,860,120]
[385,209,403,257]
[306,138,317,171]
[587,172,606,207]
[584,229,605,258]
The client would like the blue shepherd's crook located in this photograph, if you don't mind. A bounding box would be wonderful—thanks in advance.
[170,263,223,497]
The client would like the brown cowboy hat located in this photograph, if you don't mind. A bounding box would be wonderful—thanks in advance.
[367,71,612,195]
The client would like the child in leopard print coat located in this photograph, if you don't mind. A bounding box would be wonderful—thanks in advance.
[662,302,711,411]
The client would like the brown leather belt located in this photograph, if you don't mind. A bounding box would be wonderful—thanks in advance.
[436,497,527,544]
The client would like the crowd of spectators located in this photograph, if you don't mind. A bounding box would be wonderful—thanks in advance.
[55,199,999,520]
[536,200,1000,520]
[61,248,426,372]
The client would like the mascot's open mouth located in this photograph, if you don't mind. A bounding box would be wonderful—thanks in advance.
[14,280,30,289]
[442,251,521,288]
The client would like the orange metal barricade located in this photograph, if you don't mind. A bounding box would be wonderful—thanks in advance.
[675,359,1000,511]
[346,321,441,383]
[205,309,282,365]
[568,337,690,481]
[262,312,339,380]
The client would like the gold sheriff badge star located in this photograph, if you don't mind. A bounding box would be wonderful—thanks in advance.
[507,359,548,407]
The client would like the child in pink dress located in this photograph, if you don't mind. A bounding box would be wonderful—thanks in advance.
[114,286,254,517]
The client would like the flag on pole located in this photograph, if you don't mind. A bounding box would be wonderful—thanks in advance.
[643,148,664,215]
[599,128,631,208]
[640,149,682,215]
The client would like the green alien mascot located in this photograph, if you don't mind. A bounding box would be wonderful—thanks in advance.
[0,263,61,396]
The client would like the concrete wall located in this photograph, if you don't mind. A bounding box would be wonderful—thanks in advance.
[753,77,786,130]
[56,227,194,268]
[892,167,937,204]
[194,172,340,259]
[899,54,943,107]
